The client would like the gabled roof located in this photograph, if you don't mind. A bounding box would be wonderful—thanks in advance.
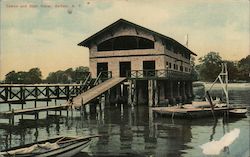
[78,19,197,56]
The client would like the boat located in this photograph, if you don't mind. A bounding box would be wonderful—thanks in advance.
[153,63,248,118]
[229,108,248,117]
[0,135,99,157]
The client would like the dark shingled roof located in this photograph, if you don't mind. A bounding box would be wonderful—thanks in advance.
[78,19,197,56]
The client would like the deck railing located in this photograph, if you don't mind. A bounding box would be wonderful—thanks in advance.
[126,69,193,80]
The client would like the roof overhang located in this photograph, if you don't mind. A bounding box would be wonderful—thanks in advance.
[78,19,197,56]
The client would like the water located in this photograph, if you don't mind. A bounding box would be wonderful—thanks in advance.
[0,83,249,157]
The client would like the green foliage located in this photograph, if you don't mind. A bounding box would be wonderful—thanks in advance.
[190,56,199,81]
[197,52,222,81]
[4,66,89,84]
[224,60,239,81]
[197,53,250,82]
[238,55,250,81]
[5,68,42,84]
[45,66,89,84]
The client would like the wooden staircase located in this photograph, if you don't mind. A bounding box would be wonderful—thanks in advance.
[71,77,126,107]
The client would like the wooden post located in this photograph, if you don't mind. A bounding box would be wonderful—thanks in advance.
[133,80,137,106]
[21,103,24,120]
[128,80,132,105]
[11,109,14,125]
[181,81,186,103]
[104,91,110,108]
[54,99,57,115]
[59,104,62,116]
[8,103,11,112]
[35,87,38,108]
[148,80,153,107]
[154,80,158,106]
[80,98,84,115]
[158,80,165,106]
[66,86,70,100]
[206,91,216,120]
[46,100,49,117]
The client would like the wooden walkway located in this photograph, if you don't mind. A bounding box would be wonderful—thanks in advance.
[0,104,69,118]
[72,77,126,107]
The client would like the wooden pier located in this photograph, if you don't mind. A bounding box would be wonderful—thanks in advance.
[0,104,69,118]
[0,71,115,124]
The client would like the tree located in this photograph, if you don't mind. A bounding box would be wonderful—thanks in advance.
[223,60,239,81]
[74,66,89,83]
[4,68,42,84]
[28,68,42,84]
[238,55,250,81]
[190,56,198,80]
[5,71,18,83]
[45,66,89,84]
[197,52,222,81]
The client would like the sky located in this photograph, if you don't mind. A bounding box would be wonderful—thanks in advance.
[0,0,249,80]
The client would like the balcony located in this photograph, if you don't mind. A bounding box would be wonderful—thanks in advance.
[126,69,193,80]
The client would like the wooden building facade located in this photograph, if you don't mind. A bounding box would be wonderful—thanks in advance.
[78,19,197,106]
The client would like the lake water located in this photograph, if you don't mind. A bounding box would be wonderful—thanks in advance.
[0,83,249,157]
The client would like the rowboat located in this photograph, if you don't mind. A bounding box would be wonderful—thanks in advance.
[0,135,99,157]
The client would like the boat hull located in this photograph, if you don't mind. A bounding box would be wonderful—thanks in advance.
[0,136,93,157]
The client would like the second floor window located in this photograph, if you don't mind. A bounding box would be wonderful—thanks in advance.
[97,36,154,51]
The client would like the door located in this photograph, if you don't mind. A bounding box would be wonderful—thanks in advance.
[97,62,108,76]
[119,62,131,77]
[143,61,155,77]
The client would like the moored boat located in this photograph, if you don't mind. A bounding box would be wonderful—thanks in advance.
[229,108,248,117]
[0,135,99,157]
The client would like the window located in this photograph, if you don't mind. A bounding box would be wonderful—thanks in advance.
[185,67,188,72]
[168,62,172,69]
[97,36,154,51]
[173,64,179,70]
[165,42,172,51]
[180,66,183,71]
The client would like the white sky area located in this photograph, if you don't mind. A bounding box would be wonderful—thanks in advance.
[0,0,249,80]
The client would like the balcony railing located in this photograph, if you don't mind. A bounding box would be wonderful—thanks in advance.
[126,69,193,80]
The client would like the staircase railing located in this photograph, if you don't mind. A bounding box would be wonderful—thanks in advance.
[93,71,112,86]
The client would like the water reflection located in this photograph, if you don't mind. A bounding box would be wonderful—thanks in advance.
[0,84,249,157]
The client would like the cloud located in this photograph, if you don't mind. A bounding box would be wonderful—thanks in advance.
[1,27,88,79]
[0,0,249,79]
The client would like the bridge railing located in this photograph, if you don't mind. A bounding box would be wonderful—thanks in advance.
[0,71,109,104]
[126,69,193,80]
[0,84,84,104]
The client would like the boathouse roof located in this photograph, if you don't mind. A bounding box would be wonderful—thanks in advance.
[78,19,197,56]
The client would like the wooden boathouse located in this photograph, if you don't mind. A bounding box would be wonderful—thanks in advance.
[78,19,197,106]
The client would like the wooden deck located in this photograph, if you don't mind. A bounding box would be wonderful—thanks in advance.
[152,105,247,118]
[152,106,229,113]
[72,77,126,107]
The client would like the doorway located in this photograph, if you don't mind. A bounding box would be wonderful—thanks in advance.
[119,61,131,77]
[143,61,155,77]
[97,62,108,76]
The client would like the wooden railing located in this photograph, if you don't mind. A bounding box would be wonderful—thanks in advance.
[0,71,112,104]
[126,69,193,80]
